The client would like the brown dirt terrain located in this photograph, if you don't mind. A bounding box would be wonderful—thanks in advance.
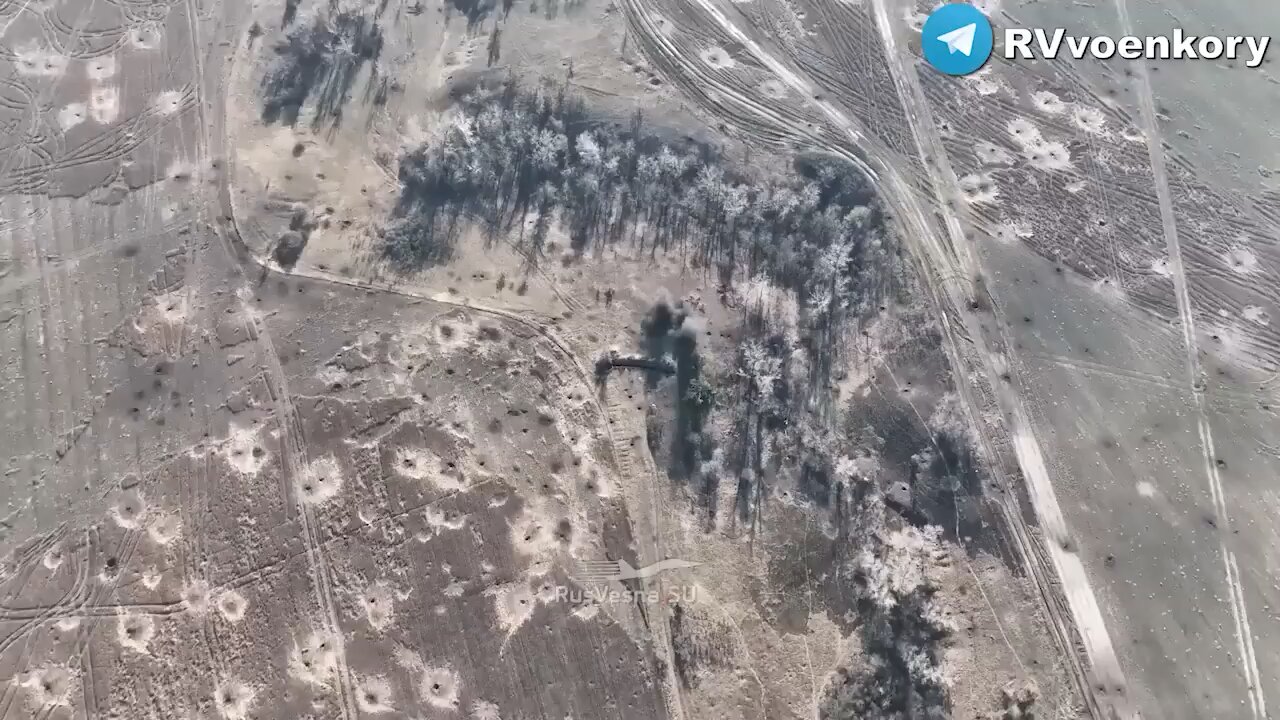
[0,0,1177,717]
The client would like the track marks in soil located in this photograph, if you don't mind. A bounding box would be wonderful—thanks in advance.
[1117,0,1266,714]
[612,0,1130,713]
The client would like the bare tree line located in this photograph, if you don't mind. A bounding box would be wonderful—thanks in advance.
[261,3,386,130]
[384,81,892,509]
[382,79,887,304]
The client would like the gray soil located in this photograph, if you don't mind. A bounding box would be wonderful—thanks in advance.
[4,0,1269,718]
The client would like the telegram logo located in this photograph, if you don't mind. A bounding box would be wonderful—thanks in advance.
[922,3,994,76]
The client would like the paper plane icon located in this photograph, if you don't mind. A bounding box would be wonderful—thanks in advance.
[937,23,977,56]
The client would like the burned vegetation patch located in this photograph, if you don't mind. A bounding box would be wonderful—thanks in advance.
[260,8,385,129]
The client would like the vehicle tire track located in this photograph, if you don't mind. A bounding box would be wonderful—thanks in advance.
[0,535,86,719]
[621,0,1127,715]
[217,35,688,706]
[193,8,352,720]
[1114,0,1266,715]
